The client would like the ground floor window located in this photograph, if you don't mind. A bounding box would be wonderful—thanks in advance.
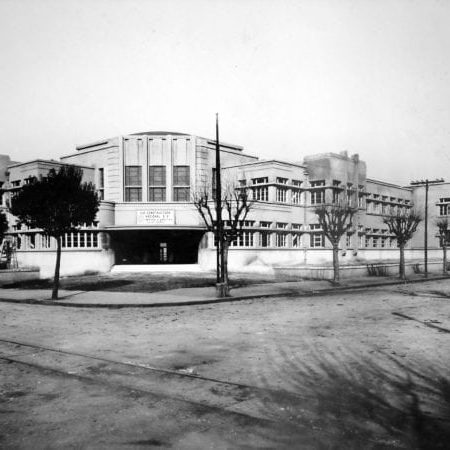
[13,231,100,250]
[232,231,254,247]
[276,233,287,247]
[310,233,324,248]
[292,233,301,248]
[259,231,270,247]
[62,231,99,249]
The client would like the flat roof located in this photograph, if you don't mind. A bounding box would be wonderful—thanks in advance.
[7,159,94,171]
[366,177,412,191]
[224,159,306,170]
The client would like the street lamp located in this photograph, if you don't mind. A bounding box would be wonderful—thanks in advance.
[410,178,444,277]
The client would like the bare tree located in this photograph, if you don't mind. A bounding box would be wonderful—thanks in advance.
[383,210,422,280]
[314,203,357,283]
[193,180,253,296]
[435,217,449,274]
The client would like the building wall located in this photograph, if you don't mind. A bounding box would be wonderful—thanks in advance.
[4,132,450,277]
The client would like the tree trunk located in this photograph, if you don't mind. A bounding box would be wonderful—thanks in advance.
[332,243,340,283]
[399,243,406,280]
[52,236,62,300]
[443,245,447,274]
[216,240,230,297]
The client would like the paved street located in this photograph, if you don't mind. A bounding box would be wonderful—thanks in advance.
[1,280,449,448]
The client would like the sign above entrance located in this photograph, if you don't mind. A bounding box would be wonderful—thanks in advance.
[136,210,175,225]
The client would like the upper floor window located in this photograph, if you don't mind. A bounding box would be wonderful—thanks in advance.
[276,187,287,203]
[438,198,450,216]
[276,177,288,184]
[149,166,166,202]
[173,166,190,202]
[310,180,325,188]
[292,179,302,187]
[252,186,268,201]
[124,166,142,202]
[252,177,268,185]
[311,190,324,205]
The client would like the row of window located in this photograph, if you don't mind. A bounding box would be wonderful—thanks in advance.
[222,231,402,249]
[124,165,190,202]
[13,232,100,251]
[222,231,325,248]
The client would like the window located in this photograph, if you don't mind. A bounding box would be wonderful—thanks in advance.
[439,198,450,216]
[276,222,288,229]
[292,233,301,248]
[98,168,104,200]
[276,187,287,203]
[310,233,324,248]
[232,231,254,247]
[346,234,352,247]
[310,224,324,247]
[260,221,271,228]
[173,166,190,201]
[310,180,325,187]
[252,186,268,201]
[252,177,268,185]
[276,177,288,184]
[149,166,166,201]
[240,231,254,247]
[311,190,324,205]
[62,231,99,249]
[365,236,371,247]
[358,194,364,208]
[276,233,287,247]
[292,179,302,187]
[372,237,379,248]
[292,190,301,204]
[259,231,270,247]
[333,189,341,204]
[124,166,142,202]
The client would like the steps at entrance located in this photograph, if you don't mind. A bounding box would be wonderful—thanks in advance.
[111,264,203,273]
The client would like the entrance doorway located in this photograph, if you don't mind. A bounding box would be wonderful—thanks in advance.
[111,230,204,265]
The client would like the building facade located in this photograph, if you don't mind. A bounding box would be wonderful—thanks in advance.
[1,131,448,277]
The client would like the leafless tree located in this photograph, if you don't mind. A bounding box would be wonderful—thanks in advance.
[435,217,449,274]
[383,210,422,280]
[314,202,357,283]
[193,180,253,296]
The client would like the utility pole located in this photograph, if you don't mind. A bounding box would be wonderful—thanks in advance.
[411,178,444,277]
[215,113,223,285]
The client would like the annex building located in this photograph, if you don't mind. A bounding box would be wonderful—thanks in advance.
[1,131,448,278]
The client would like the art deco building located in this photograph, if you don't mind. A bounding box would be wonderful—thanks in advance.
[1,131,448,277]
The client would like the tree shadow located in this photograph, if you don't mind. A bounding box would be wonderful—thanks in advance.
[246,346,450,449]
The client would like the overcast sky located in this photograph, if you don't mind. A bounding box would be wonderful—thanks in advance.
[1,0,449,184]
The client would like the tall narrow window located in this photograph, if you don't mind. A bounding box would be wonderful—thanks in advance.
[124,166,142,202]
[173,166,190,201]
[149,166,166,201]
[98,168,104,200]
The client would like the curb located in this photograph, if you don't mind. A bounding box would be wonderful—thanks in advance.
[0,275,449,308]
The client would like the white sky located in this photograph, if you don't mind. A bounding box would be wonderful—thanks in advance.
[1,0,449,184]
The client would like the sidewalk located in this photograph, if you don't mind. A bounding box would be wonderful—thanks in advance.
[0,273,448,308]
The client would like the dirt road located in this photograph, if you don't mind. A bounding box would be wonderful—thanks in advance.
[1,280,449,448]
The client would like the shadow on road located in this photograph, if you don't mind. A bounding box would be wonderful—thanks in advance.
[250,346,450,449]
